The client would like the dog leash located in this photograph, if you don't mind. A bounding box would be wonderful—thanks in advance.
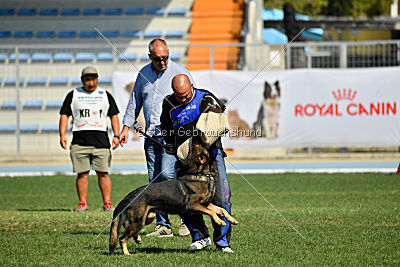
[132,125,171,150]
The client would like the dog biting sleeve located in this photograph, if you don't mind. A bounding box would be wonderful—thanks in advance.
[195,112,230,148]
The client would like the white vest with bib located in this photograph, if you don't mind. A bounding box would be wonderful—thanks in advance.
[71,87,109,131]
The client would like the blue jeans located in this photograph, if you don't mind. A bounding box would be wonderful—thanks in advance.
[144,136,176,228]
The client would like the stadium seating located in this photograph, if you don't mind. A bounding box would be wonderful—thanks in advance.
[49,77,69,86]
[102,30,120,38]
[0,124,17,133]
[9,53,29,62]
[53,52,73,62]
[187,0,244,70]
[0,6,190,17]
[4,77,25,86]
[147,7,165,15]
[41,124,59,132]
[0,31,11,38]
[31,53,51,62]
[0,0,202,158]
[14,31,33,38]
[122,30,141,38]
[119,53,138,61]
[0,9,15,16]
[1,100,16,110]
[104,8,123,15]
[45,100,63,109]
[165,30,184,38]
[20,124,40,133]
[18,8,37,16]
[125,8,144,15]
[36,31,55,38]
[71,77,82,85]
[97,52,114,61]
[0,53,7,62]
[79,31,98,38]
[57,31,77,38]
[170,52,182,61]
[61,8,80,16]
[140,53,150,61]
[75,52,95,62]
[98,77,112,85]
[27,77,47,86]
[23,100,43,109]
[39,9,58,16]
[168,8,187,16]
[41,123,71,132]
[83,8,101,16]
[143,30,162,38]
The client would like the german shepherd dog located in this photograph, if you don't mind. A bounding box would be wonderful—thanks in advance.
[109,142,238,255]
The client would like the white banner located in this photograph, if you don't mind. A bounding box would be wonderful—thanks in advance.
[113,67,400,148]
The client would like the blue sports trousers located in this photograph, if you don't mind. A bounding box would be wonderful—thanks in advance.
[182,148,232,247]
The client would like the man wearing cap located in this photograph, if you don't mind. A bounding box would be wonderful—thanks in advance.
[59,66,120,212]
[119,38,194,237]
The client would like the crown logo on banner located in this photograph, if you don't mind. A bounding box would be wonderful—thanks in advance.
[332,89,357,101]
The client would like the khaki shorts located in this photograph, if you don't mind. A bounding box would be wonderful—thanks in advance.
[70,144,111,173]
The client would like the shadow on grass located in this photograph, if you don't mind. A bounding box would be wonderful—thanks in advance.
[101,246,190,255]
[68,231,107,235]
[67,229,163,237]
[18,208,73,212]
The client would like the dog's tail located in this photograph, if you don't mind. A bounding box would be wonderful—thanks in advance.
[109,215,120,255]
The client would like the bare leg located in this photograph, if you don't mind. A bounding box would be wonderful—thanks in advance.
[76,172,89,203]
[96,171,111,203]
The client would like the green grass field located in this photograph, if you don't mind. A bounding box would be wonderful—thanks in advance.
[0,173,399,266]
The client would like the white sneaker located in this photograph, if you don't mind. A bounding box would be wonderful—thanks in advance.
[178,219,190,236]
[146,225,173,237]
[188,237,211,251]
[217,246,234,253]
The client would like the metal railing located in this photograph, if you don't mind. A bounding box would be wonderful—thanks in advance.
[286,40,400,69]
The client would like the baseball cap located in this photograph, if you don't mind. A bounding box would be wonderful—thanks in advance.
[81,66,98,77]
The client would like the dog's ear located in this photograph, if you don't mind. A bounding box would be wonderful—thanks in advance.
[264,81,271,99]
[274,81,281,96]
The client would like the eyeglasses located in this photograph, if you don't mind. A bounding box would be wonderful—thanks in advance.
[150,55,169,62]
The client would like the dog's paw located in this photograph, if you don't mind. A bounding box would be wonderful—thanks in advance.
[231,219,239,225]
[218,220,226,226]
[135,236,142,244]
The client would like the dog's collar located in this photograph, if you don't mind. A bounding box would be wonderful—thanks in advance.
[181,174,213,182]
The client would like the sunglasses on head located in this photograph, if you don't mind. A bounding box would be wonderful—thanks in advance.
[150,55,169,62]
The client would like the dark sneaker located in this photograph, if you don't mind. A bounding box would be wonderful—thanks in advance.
[146,225,173,237]
[103,201,114,211]
[75,201,88,212]
[179,219,190,236]
[189,237,211,251]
